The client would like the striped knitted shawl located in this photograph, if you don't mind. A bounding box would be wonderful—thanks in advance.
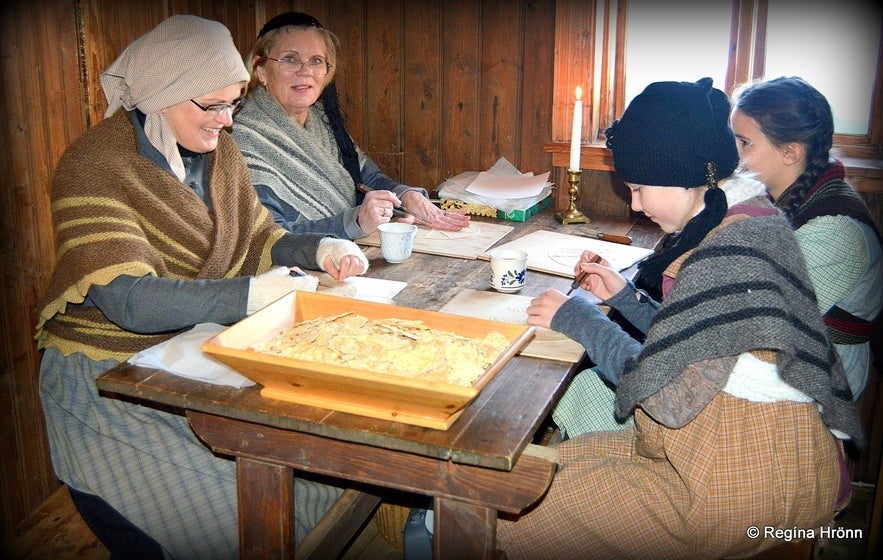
[231,86,355,221]
[35,110,284,361]
[615,212,863,443]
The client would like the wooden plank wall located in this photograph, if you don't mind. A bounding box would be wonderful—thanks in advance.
[0,0,557,535]
[3,0,879,540]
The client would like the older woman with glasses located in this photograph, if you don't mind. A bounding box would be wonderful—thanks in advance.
[232,12,470,239]
[36,15,369,559]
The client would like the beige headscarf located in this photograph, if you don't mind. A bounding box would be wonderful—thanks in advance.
[100,15,249,180]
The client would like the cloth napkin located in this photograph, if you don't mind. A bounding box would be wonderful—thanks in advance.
[128,323,254,388]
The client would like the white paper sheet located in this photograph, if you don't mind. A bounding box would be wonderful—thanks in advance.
[439,157,553,210]
[478,230,655,276]
[465,170,551,199]
[305,272,407,304]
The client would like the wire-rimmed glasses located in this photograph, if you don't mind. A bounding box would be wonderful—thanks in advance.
[266,55,332,76]
[190,97,246,117]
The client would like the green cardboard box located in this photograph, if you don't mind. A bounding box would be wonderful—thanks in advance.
[496,195,552,221]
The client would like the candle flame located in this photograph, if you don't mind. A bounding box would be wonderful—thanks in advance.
[575,86,583,100]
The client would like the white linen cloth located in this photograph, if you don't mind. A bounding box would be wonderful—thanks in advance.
[128,323,254,387]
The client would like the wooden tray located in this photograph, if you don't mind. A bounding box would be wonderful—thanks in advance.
[202,292,535,429]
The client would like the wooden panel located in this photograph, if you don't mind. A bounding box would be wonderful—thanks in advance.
[0,0,83,535]
[477,0,521,170]
[519,0,556,177]
[328,0,366,144]
[441,0,481,177]
[402,0,443,190]
[552,0,594,145]
[364,0,404,180]
[82,0,169,124]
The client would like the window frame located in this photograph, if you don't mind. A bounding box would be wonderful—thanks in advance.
[550,0,883,168]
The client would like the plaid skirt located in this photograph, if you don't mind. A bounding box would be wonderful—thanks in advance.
[496,392,842,560]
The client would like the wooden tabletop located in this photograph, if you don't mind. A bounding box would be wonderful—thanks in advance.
[96,209,661,472]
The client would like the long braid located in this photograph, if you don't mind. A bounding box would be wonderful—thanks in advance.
[776,150,830,220]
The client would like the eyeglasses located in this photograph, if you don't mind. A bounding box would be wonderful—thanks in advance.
[190,97,246,117]
[266,56,332,76]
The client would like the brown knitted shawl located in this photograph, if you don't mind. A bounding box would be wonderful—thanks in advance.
[35,110,285,361]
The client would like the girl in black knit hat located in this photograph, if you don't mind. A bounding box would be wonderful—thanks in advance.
[495,78,860,559]
[551,78,774,438]
[232,12,469,239]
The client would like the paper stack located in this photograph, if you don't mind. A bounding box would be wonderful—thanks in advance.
[437,157,553,221]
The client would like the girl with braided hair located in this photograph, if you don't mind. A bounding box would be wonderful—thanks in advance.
[732,76,882,401]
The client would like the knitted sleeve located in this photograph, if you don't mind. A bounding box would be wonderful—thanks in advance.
[551,296,643,385]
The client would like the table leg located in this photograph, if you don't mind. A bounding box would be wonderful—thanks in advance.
[434,498,498,560]
[237,457,295,559]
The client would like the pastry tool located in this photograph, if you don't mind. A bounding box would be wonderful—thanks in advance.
[573,228,632,245]
[356,183,433,224]
[566,254,603,295]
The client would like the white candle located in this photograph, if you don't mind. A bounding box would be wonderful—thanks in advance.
[569,86,583,171]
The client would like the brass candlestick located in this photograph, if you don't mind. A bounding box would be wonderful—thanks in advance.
[556,169,590,224]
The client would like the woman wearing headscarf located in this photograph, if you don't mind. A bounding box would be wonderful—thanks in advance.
[35,15,368,559]
[231,11,470,239]
[495,79,861,559]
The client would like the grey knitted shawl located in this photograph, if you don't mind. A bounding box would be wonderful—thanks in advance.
[615,213,863,444]
[231,86,355,220]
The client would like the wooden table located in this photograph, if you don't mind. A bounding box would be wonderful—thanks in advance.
[96,210,660,560]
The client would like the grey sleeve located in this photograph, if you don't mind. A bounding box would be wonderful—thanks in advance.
[270,232,327,269]
[87,274,250,333]
[550,296,644,386]
[255,184,351,238]
[603,280,659,335]
[87,233,331,333]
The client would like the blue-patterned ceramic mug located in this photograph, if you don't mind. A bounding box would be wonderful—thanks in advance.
[489,248,528,292]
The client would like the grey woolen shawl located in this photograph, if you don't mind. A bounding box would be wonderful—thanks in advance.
[232,86,355,220]
[614,213,863,444]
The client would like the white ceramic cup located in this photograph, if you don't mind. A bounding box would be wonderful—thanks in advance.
[489,248,528,292]
[377,222,418,263]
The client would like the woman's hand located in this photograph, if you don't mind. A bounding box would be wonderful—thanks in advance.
[400,191,470,231]
[316,238,369,281]
[357,190,402,234]
[526,289,569,329]
[572,251,627,301]
[322,253,365,282]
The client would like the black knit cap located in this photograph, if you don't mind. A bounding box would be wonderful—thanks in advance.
[605,77,738,188]
[258,12,323,37]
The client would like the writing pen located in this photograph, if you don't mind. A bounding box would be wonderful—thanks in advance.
[566,254,602,295]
